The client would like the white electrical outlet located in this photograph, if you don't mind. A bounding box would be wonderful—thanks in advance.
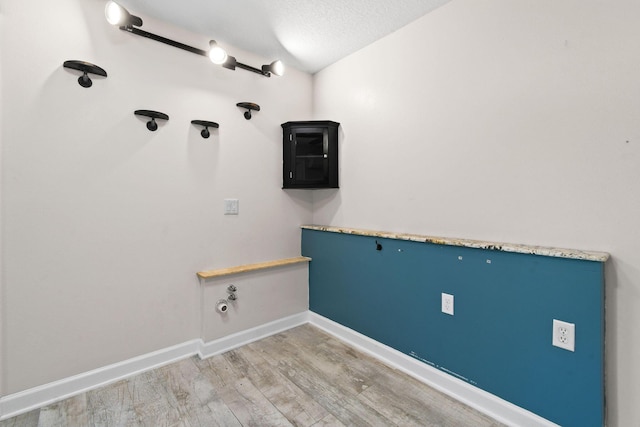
[552,319,575,352]
[224,199,239,215]
[441,293,454,315]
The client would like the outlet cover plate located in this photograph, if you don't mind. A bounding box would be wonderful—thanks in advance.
[442,293,454,315]
[224,199,239,215]
[552,319,575,352]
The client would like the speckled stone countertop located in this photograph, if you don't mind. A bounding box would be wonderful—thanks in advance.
[301,225,610,262]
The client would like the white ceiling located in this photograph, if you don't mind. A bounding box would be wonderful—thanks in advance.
[116,0,452,74]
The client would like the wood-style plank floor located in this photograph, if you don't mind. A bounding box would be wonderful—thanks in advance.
[1,325,505,426]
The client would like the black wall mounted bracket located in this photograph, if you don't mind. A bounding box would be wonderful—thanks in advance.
[134,110,169,131]
[191,120,219,138]
[236,102,260,120]
[63,60,107,88]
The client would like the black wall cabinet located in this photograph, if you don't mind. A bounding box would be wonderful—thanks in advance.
[282,120,339,189]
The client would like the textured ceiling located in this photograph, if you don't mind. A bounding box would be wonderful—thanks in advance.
[116,0,452,74]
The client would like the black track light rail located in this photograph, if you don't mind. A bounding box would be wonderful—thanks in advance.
[123,26,207,56]
[120,26,270,77]
[235,62,264,76]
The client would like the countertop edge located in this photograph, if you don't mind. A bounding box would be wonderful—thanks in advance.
[301,225,610,263]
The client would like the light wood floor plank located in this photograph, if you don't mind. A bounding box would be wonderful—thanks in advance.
[157,357,240,427]
[0,410,39,427]
[84,379,137,427]
[37,394,88,427]
[85,370,183,427]
[309,413,346,427]
[197,356,294,427]
[267,326,384,394]
[0,324,506,427]
[221,346,329,426]
[285,326,501,426]
[250,332,394,426]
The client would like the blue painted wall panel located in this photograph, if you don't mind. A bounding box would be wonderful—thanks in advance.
[302,229,604,427]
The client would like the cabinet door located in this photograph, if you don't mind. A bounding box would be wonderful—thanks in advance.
[291,127,328,186]
[282,120,339,189]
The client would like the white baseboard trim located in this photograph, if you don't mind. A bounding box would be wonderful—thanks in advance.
[198,311,309,359]
[1,311,558,427]
[0,312,310,421]
[307,311,559,427]
[0,339,200,421]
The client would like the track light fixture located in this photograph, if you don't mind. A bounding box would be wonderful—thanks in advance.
[191,120,219,138]
[134,110,169,131]
[262,60,285,77]
[105,1,142,27]
[236,102,260,120]
[209,41,238,70]
[105,1,284,78]
[63,60,107,88]
[208,41,227,64]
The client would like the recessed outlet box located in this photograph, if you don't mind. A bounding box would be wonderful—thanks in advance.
[442,293,454,315]
[224,199,239,215]
[552,319,575,352]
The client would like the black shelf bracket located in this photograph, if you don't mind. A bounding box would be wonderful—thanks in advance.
[63,60,107,88]
[134,110,169,131]
[191,120,219,138]
[236,102,260,120]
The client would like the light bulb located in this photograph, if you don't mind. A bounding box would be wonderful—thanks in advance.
[208,41,228,65]
[262,60,285,77]
[271,60,285,77]
[105,1,124,26]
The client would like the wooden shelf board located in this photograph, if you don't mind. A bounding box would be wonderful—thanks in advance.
[197,256,312,279]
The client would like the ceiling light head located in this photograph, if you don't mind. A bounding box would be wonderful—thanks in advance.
[105,1,142,27]
[262,60,285,77]
[222,55,237,71]
[208,40,228,64]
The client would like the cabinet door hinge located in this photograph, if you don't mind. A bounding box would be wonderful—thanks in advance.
[289,171,293,179]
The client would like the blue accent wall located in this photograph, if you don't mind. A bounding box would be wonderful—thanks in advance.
[302,229,605,427]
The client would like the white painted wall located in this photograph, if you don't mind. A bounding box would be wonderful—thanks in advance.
[201,265,309,343]
[0,0,312,395]
[312,1,640,426]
